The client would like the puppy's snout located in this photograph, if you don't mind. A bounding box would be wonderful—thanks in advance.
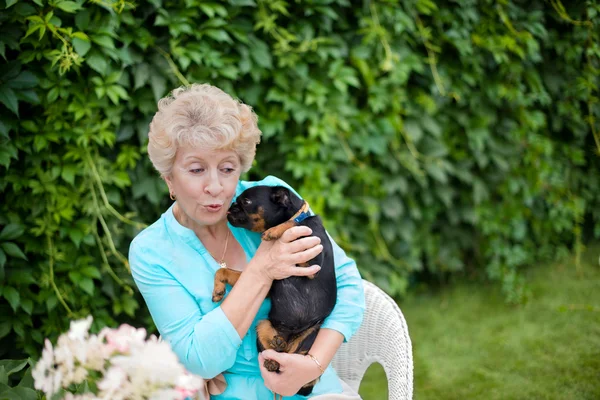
[229,203,241,214]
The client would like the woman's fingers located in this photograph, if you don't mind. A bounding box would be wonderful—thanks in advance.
[287,235,321,253]
[280,226,312,243]
[289,264,321,277]
[291,243,323,264]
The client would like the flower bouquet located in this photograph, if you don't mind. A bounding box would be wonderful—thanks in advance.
[32,316,205,400]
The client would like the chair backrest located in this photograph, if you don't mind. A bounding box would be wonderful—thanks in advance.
[331,280,413,399]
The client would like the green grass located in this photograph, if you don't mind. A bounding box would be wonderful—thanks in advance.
[358,244,600,400]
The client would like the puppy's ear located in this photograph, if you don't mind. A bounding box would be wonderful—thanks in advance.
[270,186,291,207]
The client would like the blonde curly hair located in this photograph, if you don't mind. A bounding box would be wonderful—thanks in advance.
[147,83,262,177]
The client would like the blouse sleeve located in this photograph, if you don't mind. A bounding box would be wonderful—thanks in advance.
[129,238,242,378]
[255,175,366,342]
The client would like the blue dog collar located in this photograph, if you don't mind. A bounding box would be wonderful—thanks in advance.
[294,211,310,223]
[290,201,311,224]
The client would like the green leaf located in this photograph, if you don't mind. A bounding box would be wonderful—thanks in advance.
[72,37,91,56]
[0,360,28,376]
[75,8,90,29]
[0,249,6,269]
[14,3,36,16]
[86,52,108,75]
[1,242,27,260]
[16,89,40,105]
[19,367,34,389]
[61,165,76,185]
[0,224,25,241]
[0,86,18,116]
[150,74,166,102]
[0,322,10,340]
[134,63,150,90]
[10,387,37,400]
[56,1,82,12]
[0,120,8,139]
[205,29,232,43]
[20,299,33,315]
[7,71,38,89]
[91,35,115,49]
[403,119,423,143]
[68,229,83,247]
[81,266,101,279]
[78,278,94,295]
[3,287,20,312]
[382,196,404,219]
[0,366,7,386]
[5,0,18,8]
[424,162,448,183]
[0,388,26,400]
[46,295,58,312]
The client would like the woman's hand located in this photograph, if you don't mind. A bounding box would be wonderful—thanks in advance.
[258,350,323,397]
[249,226,322,282]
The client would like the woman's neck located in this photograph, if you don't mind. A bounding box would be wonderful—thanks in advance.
[173,203,229,241]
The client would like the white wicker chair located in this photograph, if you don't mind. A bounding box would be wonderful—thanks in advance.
[331,280,414,400]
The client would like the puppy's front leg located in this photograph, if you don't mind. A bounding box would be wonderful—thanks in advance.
[212,268,241,302]
[261,221,296,241]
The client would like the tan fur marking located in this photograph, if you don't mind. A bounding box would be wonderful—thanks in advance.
[248,206,266,232]
[286,325,319,354]
[256,320,280,350]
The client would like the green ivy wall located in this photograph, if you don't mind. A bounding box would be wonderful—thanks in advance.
[0,0,599,360]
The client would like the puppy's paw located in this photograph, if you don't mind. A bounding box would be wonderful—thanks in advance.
[264,359,280,372]
[261,230,276,241]
[268,335,287,352]
[212,289,225,302]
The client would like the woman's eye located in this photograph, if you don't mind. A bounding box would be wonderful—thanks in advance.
[222,168,235,173]
[190,168,204,173]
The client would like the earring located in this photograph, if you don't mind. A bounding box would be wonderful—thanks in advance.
[170,192,176,201]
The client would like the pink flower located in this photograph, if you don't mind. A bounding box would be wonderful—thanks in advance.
[175,387,197,400]
[104,324,146,354]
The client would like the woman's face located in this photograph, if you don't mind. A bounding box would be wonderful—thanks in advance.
[165,146,242,227]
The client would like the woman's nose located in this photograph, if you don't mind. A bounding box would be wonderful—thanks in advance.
[204,172,223,196]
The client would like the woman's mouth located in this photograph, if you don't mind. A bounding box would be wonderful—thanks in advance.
[204,204,223,212]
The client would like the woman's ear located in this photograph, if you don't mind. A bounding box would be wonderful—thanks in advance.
[270,186,290,207]
[164,174,174,194]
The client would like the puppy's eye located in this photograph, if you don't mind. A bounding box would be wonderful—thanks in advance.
[243,198,252,206]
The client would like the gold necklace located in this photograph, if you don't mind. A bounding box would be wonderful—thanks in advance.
[209,229,230,269]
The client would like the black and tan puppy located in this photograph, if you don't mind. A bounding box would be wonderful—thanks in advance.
[212,185,336,396]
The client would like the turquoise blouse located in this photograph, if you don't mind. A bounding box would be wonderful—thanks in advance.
[129,176,365,400]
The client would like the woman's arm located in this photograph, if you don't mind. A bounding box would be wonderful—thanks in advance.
[130,240,240,378]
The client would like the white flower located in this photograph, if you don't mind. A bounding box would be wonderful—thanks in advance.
[68,316,93,341]
[176,373,204,392]
[97,366,127,393]
[175,373,205,400]
[33,316,205,400]
[32,339,58,397]
[148,388,182,400]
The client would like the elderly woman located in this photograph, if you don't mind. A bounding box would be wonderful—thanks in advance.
[129,84,365,400]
